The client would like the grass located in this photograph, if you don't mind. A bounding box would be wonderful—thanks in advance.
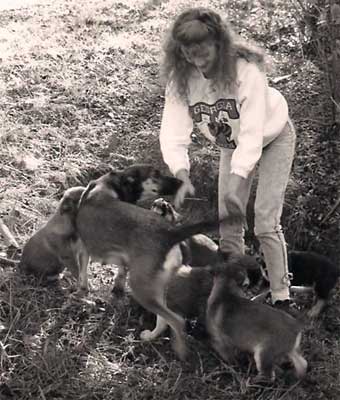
[0,0,340,399]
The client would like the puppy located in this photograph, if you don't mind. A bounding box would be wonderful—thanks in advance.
[18,186,88,287]
[252,250,340,318]
[142,253,256,343]
[151,198,219,267]
[288,251,340,317]
[140,198,218,340]
[206,255,308,382]
[75,184,237,360]
[81,164,182,204]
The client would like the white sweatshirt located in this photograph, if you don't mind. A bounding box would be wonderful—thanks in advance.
[159,58,289,178]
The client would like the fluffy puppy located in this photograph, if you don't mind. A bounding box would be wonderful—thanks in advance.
[207,255,308,382]
[18,186,88,287]
[151,198,219,267]
[252,250,340,318]
[288,251,340,317]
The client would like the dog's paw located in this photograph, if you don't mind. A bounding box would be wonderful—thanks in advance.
[71,286,90,298]
[250,372,276,385]
[140,329,155,341]
[77,278,90,292]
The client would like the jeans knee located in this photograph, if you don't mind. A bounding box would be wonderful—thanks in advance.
[254,223,283,238]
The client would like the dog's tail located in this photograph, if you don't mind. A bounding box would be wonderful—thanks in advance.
[167,215,242,248]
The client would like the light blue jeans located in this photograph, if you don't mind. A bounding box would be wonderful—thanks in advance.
[218,120,296,302]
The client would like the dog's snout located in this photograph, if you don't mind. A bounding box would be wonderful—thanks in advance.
[242,275,250,287]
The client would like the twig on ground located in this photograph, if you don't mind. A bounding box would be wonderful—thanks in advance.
[321,196,340,224]
[0,256,19,266]
[0,218,19,248]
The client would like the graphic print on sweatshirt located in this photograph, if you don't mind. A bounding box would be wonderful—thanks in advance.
[189,98,239,149]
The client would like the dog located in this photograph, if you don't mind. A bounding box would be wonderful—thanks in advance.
[251,250,340,318]
[140,198,219,340]
[80,164,182,205]
[141,253,256,343]
[206,255,308,382]
[75,181,238,360]
[18,186,88,287]
[288,251,340,317]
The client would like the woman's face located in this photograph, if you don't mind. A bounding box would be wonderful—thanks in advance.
[181,39,218,78]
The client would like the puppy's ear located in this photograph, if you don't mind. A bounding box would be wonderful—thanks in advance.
[108,171,122,186]
[79,181,96,205]
[60,197,76,214]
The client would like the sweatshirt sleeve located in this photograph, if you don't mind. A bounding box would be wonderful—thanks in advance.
[159,84,193,176]
[230,63,267,178]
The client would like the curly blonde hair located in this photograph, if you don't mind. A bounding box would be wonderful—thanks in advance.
[161,8,267,100]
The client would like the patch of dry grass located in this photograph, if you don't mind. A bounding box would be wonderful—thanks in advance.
[1,0,340,399]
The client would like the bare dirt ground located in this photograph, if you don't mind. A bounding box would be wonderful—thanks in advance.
[0,0,339,399]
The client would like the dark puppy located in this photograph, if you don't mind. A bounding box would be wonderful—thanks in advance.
[151,198,219,267]
[253,250,340,318]
[76,184,236,360]
[18,186,88,287]
[288,251,340,317]
[207,255,308,382]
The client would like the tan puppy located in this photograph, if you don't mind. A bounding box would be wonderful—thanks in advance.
[75,184,238,360]
[206,255,308,382]
[18,186,89,288]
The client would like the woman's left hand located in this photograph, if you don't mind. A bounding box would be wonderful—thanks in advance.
[224,173,249,221]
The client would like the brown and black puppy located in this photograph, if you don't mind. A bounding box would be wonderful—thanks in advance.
[251,250,340,318]
[206,255,308,382]
[75,184,237,360]
[18,186,89,288]
[141,253,256,343]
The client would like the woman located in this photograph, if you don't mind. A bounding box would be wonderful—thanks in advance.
[159,8,297,312]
